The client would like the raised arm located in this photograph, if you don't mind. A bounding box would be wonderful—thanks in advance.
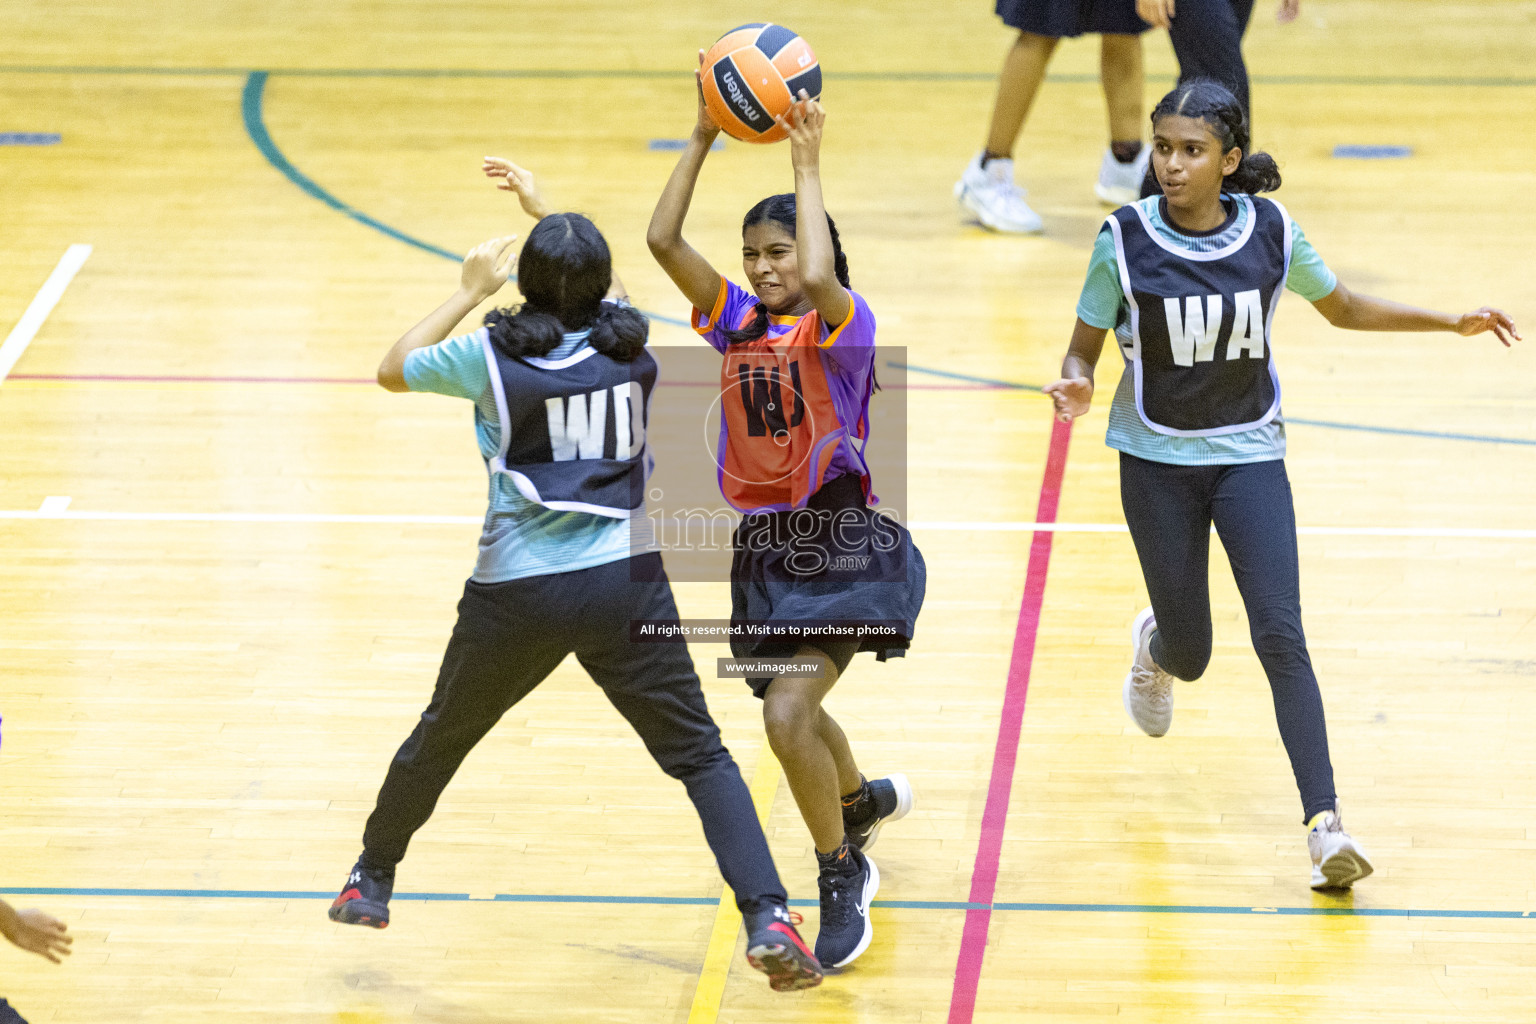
[1311,280,1520,345]
[780,94,851,328]
[646,51,729,313]
[1042,319,1111,422]
[376,235,517,392]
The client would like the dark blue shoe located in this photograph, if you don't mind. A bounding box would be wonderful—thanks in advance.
[845,773,913,852]
[0,997,30,1024]
[328,860,392,928]
[814,845,879,969]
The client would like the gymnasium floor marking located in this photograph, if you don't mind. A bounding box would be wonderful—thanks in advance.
[229,73,1536,452]
[3,65,1536,87]
[947,416,1070,1024]
[2,508,1533,539]
[0,132,61,145]
[0,243,91,384]
[685,746,781,1023]
[1,887,1530,921]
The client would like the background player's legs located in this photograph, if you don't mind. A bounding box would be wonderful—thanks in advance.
[1096,32,1151,203]
[1119,453,1216,680]
[985,32,1061,160]
[1211,461,1338,822]
[360,580,570,869]
[1166,0,1257,128]
[573,555,787,912]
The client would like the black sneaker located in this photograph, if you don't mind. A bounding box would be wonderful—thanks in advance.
[743,902,823,991]
[0,997,31,1024]
[845,773,913,852]
[328,860,393,928]
[813,845,880,969]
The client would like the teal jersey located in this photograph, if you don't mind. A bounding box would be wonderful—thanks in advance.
[1076,195,1337,466]
[403,326,643,583]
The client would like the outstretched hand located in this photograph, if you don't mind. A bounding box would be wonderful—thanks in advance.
[778,92,825,171]
[483,157,551,220]
[461,235,518,302]
[1455,306,1521,347]
[1042,377,1094,423]
[1,907,72,964]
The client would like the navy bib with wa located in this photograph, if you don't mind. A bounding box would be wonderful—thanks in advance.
[480,333,656,518]
[1108,194,1292,436]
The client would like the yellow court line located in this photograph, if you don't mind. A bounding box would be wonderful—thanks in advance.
[685,744,782,1024]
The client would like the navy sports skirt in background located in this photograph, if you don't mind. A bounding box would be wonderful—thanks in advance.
[996,0,1149,37]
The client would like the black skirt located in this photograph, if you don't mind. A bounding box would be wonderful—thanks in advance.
[729,475,926,696]
[996,0,1149,37]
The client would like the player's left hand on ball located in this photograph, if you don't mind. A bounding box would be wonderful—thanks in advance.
[483,157,551,220]
[1456,307,1520,346]
[461,235,518,300]
[779,92,824,160]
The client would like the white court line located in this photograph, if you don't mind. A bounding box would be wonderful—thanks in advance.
[0,509,1533,539]
[0,244,92,383]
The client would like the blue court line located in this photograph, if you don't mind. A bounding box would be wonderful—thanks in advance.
[3,887,1531,920]
[241,71,459,263]
[241,70,684,329]
[241,72,1533,449]
[887,361,1536,448]
[6,65,1536,87]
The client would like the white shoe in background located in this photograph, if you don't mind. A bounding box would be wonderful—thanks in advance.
[954,152,1044,234]
[1123,606,1174,737]
[1309,803,1375,890]
[1094,146,1152,206]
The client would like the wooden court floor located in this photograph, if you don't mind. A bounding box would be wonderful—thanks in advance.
[1,1,1534,1020]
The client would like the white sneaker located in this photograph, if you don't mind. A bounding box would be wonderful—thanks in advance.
[954,152,1044,234]
[1308,803,1374,890]
[1123,607,1174,736]
[1094,146,1152,206]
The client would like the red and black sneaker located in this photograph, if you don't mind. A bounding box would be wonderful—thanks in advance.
[744,902,823,991]
[328,861,393,929]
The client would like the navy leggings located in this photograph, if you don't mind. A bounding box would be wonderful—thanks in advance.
[1167,0,1257,126]
[1119,453,1336,821]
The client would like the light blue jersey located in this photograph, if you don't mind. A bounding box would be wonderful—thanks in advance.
[1076,195,1338,466]
[403,326,644,583]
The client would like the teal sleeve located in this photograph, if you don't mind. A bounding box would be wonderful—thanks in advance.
[1285,220,1337,302]
[1075,227,1126,329]
[403,329,491,400]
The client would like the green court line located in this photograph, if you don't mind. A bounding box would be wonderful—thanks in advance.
[1,65,1533,86]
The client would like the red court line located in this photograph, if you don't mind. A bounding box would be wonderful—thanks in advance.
[947,416,1073,1024]
[7,373,1000,390]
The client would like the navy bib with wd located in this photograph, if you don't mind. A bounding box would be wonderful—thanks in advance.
[1107,194,1293,436]
[480,332,656,518]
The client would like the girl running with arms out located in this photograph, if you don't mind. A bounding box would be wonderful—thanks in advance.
[1044,80,1519,889]
[647,66,924,968]
[328,158,821,992]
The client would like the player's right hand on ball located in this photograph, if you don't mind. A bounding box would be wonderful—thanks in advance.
[695,49,721,135]
[1042,377,1094,423]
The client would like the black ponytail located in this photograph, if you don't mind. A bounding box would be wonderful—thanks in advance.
[1150,78,1281,195]
[722,192,851,344]
[484,212,648,363]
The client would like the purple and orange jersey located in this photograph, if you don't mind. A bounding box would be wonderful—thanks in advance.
[694,277,878,514]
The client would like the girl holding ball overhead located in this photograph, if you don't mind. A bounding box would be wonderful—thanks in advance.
[648,58,924,969]
[1043,79,1520,890]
